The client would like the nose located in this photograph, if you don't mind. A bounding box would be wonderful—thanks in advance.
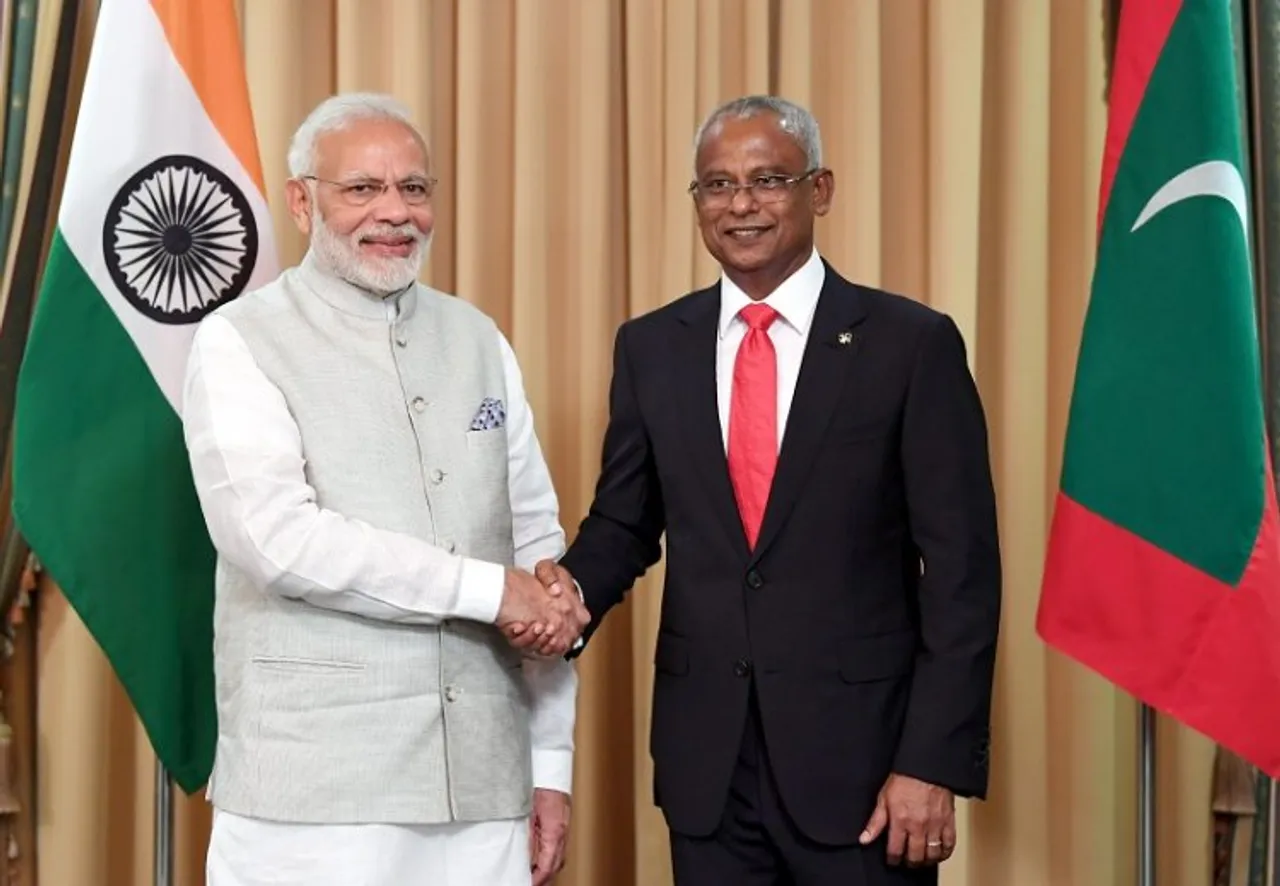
[729,185,759,215]
[371,185,412,224]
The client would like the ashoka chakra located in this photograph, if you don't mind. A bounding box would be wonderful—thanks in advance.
[102,155,259,324]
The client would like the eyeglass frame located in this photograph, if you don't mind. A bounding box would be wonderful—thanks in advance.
[687,168,824,207]
[298,174,439,207]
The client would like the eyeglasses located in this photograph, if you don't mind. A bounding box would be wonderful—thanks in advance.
[300,175,438,207]
[688,169,821,208]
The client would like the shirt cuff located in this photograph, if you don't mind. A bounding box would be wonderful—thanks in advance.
[532,749,574,795]
[571,579,585,650]
[454,558,505,623]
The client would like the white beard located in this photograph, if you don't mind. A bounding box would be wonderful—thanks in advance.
[310,208,430,295]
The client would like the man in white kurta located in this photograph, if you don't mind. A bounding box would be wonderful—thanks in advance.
[183,92,587,886]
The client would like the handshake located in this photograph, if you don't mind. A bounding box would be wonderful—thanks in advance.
[496,559,590,659]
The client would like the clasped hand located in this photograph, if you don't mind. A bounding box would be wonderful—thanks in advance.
[497,560,588,658]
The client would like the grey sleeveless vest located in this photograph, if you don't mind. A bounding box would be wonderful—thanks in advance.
[204,252,530,824]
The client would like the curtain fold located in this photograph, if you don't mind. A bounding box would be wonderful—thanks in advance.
[27,1,1227,884]
[0,1,92,884]
[0,0,35,274]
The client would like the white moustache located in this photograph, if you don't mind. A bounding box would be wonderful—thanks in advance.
[358,225,424,243]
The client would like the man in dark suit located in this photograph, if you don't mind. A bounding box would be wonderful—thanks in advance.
[513,95,1001,884]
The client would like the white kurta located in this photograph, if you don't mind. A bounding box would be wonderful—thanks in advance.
[185,306,576,885]
[206,811,532,886]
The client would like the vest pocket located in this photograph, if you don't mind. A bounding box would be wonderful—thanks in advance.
[465,427,507,452]
[250,655,366,674]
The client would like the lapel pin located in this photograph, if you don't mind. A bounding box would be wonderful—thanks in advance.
[837,331,853,346]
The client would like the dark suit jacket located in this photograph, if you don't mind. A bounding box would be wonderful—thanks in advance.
[561,262,1001,846]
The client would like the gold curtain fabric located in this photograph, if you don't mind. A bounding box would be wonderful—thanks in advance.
[0,0,96,883]
[31,1,1221,884]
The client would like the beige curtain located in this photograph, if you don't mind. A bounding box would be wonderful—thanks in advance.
[34,1,1218,884]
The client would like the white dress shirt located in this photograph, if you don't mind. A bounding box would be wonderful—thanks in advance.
[716,247,826,448]
[183,310,578,798]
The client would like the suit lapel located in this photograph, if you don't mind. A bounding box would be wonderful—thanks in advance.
[751,272,869,561]
[674,285,751,560]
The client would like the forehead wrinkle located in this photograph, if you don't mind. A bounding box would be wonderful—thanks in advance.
[697,127,806,178]
[326,152,427,180]
[314,124,430,180]
[700,160,795,180]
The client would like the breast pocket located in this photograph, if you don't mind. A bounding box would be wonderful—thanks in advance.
[463,427,509,497]
[465,427,507,454]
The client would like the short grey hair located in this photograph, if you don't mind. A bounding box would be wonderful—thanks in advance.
[692,95,823,174]
[287,92,420,177]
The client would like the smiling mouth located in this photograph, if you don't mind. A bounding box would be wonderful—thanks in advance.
[361,236,417,255]
[725,225,773,241]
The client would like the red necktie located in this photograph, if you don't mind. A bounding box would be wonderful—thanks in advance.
[727,303,779,549]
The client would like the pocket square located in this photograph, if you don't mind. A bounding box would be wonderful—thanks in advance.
[469,397,506,431]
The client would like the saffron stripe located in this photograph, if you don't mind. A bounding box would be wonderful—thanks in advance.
[149,0,267,194]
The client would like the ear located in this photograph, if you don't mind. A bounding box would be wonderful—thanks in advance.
[811,168,835,218]
[285,178,314,236]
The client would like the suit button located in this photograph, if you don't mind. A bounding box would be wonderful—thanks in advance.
[734,659,751,678]
[745,569,763,589]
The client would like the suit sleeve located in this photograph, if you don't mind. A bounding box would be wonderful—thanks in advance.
[892,314,1001,799]
[560,323,665,655]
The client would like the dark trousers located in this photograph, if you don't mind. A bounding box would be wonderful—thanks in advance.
[668,688,936,886]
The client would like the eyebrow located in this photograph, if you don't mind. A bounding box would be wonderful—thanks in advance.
[698,165,795,179]
[333,172,431,183]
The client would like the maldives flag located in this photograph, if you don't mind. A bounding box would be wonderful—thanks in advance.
[1036,0,1280,776]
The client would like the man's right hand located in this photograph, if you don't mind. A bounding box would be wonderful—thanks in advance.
[496,567,587,657]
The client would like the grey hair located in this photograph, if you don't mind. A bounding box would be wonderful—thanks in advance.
[287,92,420,177]
[692,95,823,173]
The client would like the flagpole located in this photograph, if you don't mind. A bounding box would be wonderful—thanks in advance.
[1138,703,1156,886]
[154,759,173,886]
[1267,779,1277,886]
[1242,0,1280,877]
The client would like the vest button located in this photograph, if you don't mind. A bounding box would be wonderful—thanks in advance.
[430,468,445,484]
[396,336,408,347]
[734,659,752,678]
[412,397,426,412]
[444,685,460,702]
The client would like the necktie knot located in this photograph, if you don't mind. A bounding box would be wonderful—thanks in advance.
[739,303,779,332]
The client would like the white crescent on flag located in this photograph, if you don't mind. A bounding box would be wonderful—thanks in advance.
[1129,159,1249,245]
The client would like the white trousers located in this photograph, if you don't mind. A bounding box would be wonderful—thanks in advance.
[206,809,532,886]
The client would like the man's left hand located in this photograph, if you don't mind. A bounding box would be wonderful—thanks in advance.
[529,787,571,885]
[858,773,955,867]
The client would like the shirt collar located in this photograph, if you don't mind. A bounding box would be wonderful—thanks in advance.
[296,248,418,322]
[717,247,825,339]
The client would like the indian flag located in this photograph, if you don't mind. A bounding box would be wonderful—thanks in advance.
[12,0,277,793]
